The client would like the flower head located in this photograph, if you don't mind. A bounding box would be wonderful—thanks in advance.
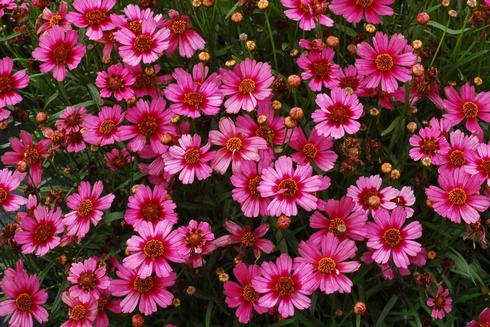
[290,127,337,171]
[346,174,397,214]
[164,9,205,58]
[175,220,215,268]
[66,0,116,40]
[426,286,452,320]
[60,292,97,327]
[67,257,111,302]
[37,1,71,34]
[409,125,450,165]
[280,0,333,31]
[0,168,26,212]
[0,56,29,108]
[297,48,340,92]
[330,0,394,24]
[96,64,135,101]
[83,105,125,146]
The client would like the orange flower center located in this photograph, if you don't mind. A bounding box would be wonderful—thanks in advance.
[49,14,62,27]
[240,231,256,247]
[383,228,402,247]
[277,178,298,198]
[183,91,203,109]
[274,276,295,297]
[0,76,13,94]
[15,293,33,312]
[361,189,381,209]
[98,120,116,135]
[185,230,204,248]
[479,159,490,177]
[356,0,374,7]
[448,187,467,206]
[312,61,331,77]
[462,101,479,119]
[65,113,82,127]
[107,75,124,92]
[420,137,439,154]
[133,276,154,294]
[434,294,446,309]
[317,257,336,274]
[85,9,106,26]
[183,148,200,164]
[238,78,256,94]
[79,272,97,290]
[78,199,94,218]
[0,187,8,202]
[137,115,158,136]
[328,217,347,237]
[302,143,318,159]
[23,145,40,166]
[375,53,394,72]
[241,284,260,303]
[171,19,188,34]
[51,44,70,65]
[97,297,108,312]
[129,21,142,34]
[69,304,88,321]
[328,105,350,124]
[248,175,261,197]
[134,34,153,53]
[143,239,165,258]
[33,223,53,244]
[449,149,465,167]
[225,136,243,152]
[141,200,161,221]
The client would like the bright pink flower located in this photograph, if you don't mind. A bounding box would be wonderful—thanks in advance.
[221,58,274,113]
[113,3,163,32]
[175,219,216,268]
[94,290,121,327]
[280,0,333,31]
[299,38,326,51]
[0,168,26,212]
[466,142,490,187]
[164,9,205,58]
[332,65,365,95]
[297,48,340,91]
[252,253,316,318]
[115,16,170,66]
[224,263,268,324]
[63,181,115,238]
[466,307,490,327]
[428,116,452,138]
[123,221,184,278]
[126,63,168,98]
[426,168,489,224]
[1,130,51,185]
[67,257,111,302]
[165,134,215,184]
[56,106,87,134]
[258,156,329,216]
[438,130,478,174]
[0,56,29,107]
[330,0,394,24]
[66,0,115,40]
[296,233,360,294]
[164,63,222,118]
[290,127,337,172]
[366,207,423,269]
[427,286,452,320]
[95,64,135,101]
[60,292,97,327]
[355,32,416,93]
[119,97,176,154]
[37,1,71,34]
[393,186,416,218]
[309,196,367,242]
[312,88,363,139]
[83,105,125,146]
[32,26,86,81]
[346,175,397,214]
[111,265,175,315]
[0,0,15,18]
[124,184,178,229]
[105,148,133,171]
[409,126,450,165]
[410,76,444,109]
[14,205,63,256]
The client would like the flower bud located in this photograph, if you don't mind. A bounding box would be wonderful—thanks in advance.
[276,215,291,229]
[287,74,301,88]
[284,116,297,129]
[416,12,430,25]
[131,314,144,327]
[257,114,268,124]
[36,112,47,124]
[381,163,392,174]
[354,302,366,315]
[198,51,210,62]
[326,36,339,48]
[412,63,425,77]
[231,12,243,24]
[289,107,304,120]
[272,100,282,111]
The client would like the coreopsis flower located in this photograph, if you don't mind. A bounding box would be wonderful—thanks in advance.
[66,0,116,40]
[63,181,115,239]
[0,56,29,107]
[467,307,490,327]
[14,205,63,256]
[426,286,453,320]
[280,0,334,31]
[466,142,490,187]
[309,197,368,242]
[0,0,15,18]
[1,130,51,185]
[330,0,395,24]
[252,253,317,318]
[83,105,125,146]
[164,9,205,58]
[113,3,164,32]
[164,63,223,118]
[0,168,26,212]
[428,117,452,138]
[290,127,338,172]
[355,32,416,93]
[296,233,360,294]
[111,265,175,315]
[124,184,178,229]
[126,63,168,98]
[257,156,329,216]
[221,58,274,113]
[224,263,268,324]
[393,186,416,218]
[95,290,121,327]
[105,148,133,171]
[332,65,365,95]
[347,175,398,214]
[37,1,71,34]
[67,257,111,302]
[297,48,340,92]
[165,134,216,184]
[438,130,478,174]
[409,125,450,165]
[174,220,215,268]
[312,88,363,139]
[60,292,97,327]
[56,106,87,134]
[65,131,86,153]
[366,207,423,269]
[95,64,136,101]
[425,168,489,224]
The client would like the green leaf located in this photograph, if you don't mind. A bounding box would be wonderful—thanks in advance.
[205,300,214,327]
[428,21,471,35]
[381,116,402,137]
[376,295,399,326]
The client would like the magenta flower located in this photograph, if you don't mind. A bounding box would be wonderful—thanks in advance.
[366,207,423,269]
[221,58,274,113]
[83,105,125,146]
[427,286,453,320]
[67,257,111,302]
[94,289,121,327]
[0,0,15,18]
[333,65,365,95]
[105,148,133,171]
[355,32,416,93]
[330,0,394,24]
[224,263,268,324]
[438,130,478,174]
[466,142,490,187]
[426,168,489,224]
[0,168,26,212]
[347,175,398,214]
[467,307,490,327]
[290,127,338,172]
[258,156,328,216]
[113,3,163,32]
[32,26,86,81]
[126,63,167,98]
[0,56,29,107]
[393,186,416,218]
[312,88,363,139]
[297,48,340,91]
[63,181,115,238]
[409,125,450,165]
[95,64,135,101]
[60,292,97,327]
[252,253,317,318]
[66,0,115,40]
[280,0,333,31]
[37,1,71,34]
[164,9,205,58]
[56,106,87,134]
[175,219,216,268]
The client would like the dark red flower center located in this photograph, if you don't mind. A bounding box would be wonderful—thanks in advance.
[420,137,439,154]
[462,101,479,119]
[171,19,188,34]
[70,304,88,321]
[134,73,152,89]
[383,227,402,247]
[133,276,154,294]
[129,21,142,34]
[0,76,13,94]
[312,61,331,77]
[328,105,350,125]
[328,217,347,237]
[79,272,97,290]
[137,115,158,136]
[185,230,204,248]
[248,175,261,197]
[134,34,153,53]
[274,276,295,297]
[434,294,446,309]
[183,91,203,109]
[240,231,256,247]
[107,75,124,92]
[97,297,108,312]
[65,113,82,127]
[143,239,165,258]
[33,223,53,244]
[356,0,374,7]
[23,145,40,166]
[51,44,70,65]
[241,284,260,303]
[317,257,336,274]
[78,199,94,218]
[302,143,318,159]
[98,120,116,135]
[15,293,33,312]
[395,196,406,206]
[340,76,359,91]
[255,124,274,142]
[449,149,465,167]
[85,9,106,26]
[141,200,161,221]
[277,178,298,198]
[479,159,490,177]
[375,53,394,72]
[0,187,8,202]
[448,187,467,206]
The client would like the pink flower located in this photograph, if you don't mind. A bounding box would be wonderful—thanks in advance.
[330,0,394,24]
[252,253,316,318]
[425,168,489,224]
[466,142,490,187]
[111,265,175,315]
[426,286,452,320]
[297,48,340,91]
[0,264,48,327]
[105,148,133,171]
[409,125,450,165]
[115,16,170,66]
[355,32,416,93]
[0,168,26,212]
[174,220,216,268]
[312,88,363,139]
[94,290,121,327]
[0,56,29,107]
[466,307,490,327]
[0,0,15,18]
[119,97,176,154]
[32,26,86,81]
[280,0,333,31]
[393,186,416,218]
[56,106,87,134]
[221,58,274,113]
[366,207,423,269]
[123,221,184,278]
[83,105,125,146]
[309,196,367,242]
[14,205,63,256]
[96,64,135,101]
[438,130,478,174]
[113,3,163,32]
[224,263,268,324]
[164,63,222,118]
[63,181,115,238]
[124,184,178,229]
[1,131,51,185]
[290,127,337,171]
[37,1,71,34]
[66,0,115,40]
[67,257,111,302]
[347,175,398,214]
[258,156,329,216]
[126,63,167,98]
[296,233,360,294]
[165,134,215,184]
[332,65,365,95]
[60,292,97,327]
[164,9,205,58]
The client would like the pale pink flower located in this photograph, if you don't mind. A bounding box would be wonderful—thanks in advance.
[393,186,416,218]
[290,127,337,171]
[164,9,205,58]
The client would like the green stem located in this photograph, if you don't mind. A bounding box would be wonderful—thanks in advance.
[264,11,278,72]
